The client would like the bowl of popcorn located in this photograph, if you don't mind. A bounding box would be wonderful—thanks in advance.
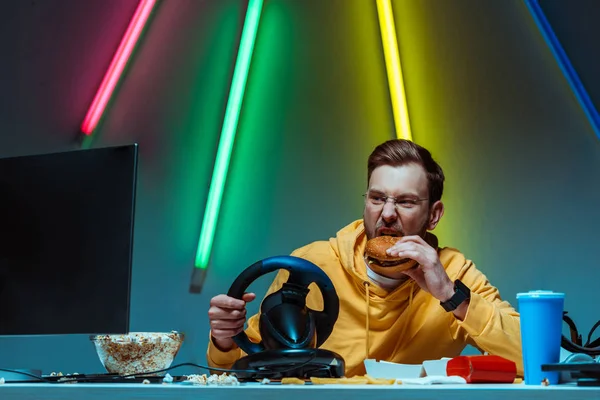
[90,331,184,376]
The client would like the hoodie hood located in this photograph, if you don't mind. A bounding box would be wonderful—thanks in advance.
[330,219,366,276]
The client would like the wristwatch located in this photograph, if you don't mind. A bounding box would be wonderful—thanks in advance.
[440,279,471,312]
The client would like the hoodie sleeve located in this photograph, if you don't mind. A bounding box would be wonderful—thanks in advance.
[206,246,325,369]
[451,259,524,376]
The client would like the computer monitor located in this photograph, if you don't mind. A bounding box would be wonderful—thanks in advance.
[0,144,138,335]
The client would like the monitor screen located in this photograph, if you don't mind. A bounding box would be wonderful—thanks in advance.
[0,144,137,335]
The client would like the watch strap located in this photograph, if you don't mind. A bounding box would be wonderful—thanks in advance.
[440,279,470,312]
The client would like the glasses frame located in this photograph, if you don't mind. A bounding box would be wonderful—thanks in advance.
[363,191,429,210]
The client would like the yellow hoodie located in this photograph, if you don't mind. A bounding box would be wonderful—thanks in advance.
[207,220,523,377]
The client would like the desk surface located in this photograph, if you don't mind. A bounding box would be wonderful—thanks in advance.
[1,382,599,400]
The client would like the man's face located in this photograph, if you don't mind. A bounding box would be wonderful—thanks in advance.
[363,163,441,240]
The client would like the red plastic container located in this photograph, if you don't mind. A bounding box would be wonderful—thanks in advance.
[446,355,517,383]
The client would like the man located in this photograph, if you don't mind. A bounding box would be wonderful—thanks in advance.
[207,139,522,377]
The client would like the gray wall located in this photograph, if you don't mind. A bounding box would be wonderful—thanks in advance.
[0,0,598,375]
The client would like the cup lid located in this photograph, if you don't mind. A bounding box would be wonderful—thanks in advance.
[516,290,565,299]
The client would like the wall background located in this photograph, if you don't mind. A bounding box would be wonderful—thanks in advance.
[1,0,598,374]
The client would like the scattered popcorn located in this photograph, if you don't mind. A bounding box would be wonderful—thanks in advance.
[207,374,220,385]
[217,374,239,386]
[58,378,78,384]
[184,373,239,386]
[541,378,550,387]
[143,379,151,384]
[260,378,270,385]
[186,374,208,385]
[162,373,173,384]
[49,372,80,383]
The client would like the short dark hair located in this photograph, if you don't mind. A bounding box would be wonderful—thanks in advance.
[367,139,445,203]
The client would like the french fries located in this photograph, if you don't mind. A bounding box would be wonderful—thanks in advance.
[281,377,306,385]
[310,375,397,385]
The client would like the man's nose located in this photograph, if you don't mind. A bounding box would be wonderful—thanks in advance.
[381,201,397,222]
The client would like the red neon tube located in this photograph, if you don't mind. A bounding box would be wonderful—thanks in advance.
[81,0,157,135]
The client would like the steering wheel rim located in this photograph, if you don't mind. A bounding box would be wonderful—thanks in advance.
[227,255,339,355]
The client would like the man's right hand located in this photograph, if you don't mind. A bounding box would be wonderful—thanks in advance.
[208,293,256,352]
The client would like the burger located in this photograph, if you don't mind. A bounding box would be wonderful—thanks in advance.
[365,236,418,274]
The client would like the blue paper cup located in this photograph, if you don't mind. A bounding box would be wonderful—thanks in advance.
[517,290,564,385]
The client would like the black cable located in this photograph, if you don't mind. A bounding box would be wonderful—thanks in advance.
[0,368,53,383]
[120,362,261,378]
[125,352,319,378]
[585,320,600,347]
[0,352,321,384]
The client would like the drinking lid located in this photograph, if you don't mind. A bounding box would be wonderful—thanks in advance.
[516,290,564,299]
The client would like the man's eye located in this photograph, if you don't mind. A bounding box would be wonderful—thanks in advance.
[370,196,385,203]
[398,200,417,206]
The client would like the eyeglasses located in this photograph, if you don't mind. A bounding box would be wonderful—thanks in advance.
[363,191,429,210]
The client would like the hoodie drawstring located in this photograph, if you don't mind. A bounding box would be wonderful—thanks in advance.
[398,281,416,345]
[364,281,371,360]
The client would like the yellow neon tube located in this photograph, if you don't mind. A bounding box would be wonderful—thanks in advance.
[376,0,412,141]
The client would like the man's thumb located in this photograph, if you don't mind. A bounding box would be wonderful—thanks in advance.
[242,292,256,303]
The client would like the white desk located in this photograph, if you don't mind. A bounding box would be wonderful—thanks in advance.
[1,382,599,400]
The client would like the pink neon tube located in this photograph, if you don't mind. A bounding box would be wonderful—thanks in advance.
[81,0,157,135]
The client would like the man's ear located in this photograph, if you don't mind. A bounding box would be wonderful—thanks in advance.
[427,201,444,230]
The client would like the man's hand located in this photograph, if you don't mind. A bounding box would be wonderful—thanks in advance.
[208,293,256,351]
[387,235,468,319]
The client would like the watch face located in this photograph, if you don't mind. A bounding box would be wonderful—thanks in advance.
[456,279,471,297]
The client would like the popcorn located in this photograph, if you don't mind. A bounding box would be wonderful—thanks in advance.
[185,373,239,386]
[541,378,550,387]
[91,331,183,376]
[162,373,174,383]
[186,374,207,385]
[48,372,80,383]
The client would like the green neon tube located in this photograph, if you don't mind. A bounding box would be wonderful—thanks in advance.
[191,0,263,292]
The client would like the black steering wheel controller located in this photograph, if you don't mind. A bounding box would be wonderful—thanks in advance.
[227,255,339,355]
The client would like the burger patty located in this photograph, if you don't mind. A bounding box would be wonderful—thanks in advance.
[367,257,412,267]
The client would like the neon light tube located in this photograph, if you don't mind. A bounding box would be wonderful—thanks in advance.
[190,0,264,293]
[376,0,412,141]
[81,0,157,136]
[524,0,600,140]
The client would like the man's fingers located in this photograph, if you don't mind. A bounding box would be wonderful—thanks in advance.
[208,306,246,320]
[210,293,256,309]
[210,318,245,330]
[211,328,245,340]
[210,294,247,309]
[241,292,256,303]
[399,235,427,245]
[402,267,429,293]
[387,241,418,256]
